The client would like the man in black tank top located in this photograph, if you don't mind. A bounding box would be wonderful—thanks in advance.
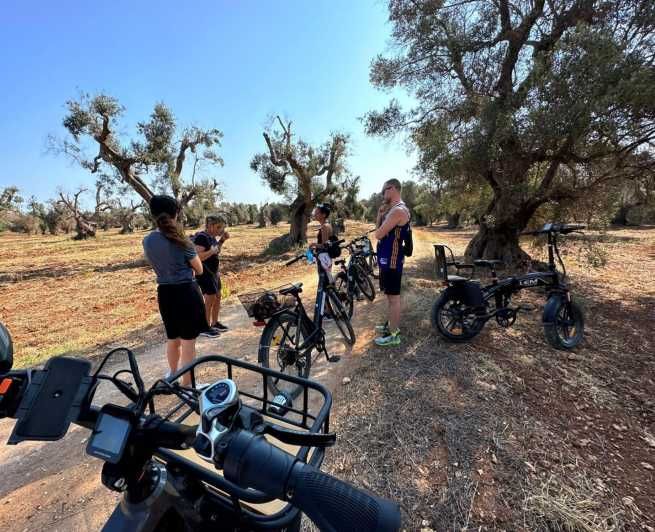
[373,179,410,346]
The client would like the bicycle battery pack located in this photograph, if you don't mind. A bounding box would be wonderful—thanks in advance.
[451,281,483,307]
[8,357,92,444]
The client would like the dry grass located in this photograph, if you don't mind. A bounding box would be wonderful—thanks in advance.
[524,472,624,532]
[317,224,655,530]
[0,221,373,367]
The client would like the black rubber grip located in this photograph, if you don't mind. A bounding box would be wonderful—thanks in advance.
[221,431,400,532]
[288,462,401,532]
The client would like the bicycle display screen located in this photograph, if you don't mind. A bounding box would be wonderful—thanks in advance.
[86,411,131,464]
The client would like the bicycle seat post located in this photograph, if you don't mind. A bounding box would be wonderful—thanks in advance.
[490,265,498,284]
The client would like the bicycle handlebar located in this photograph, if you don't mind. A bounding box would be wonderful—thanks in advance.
[521,223,586,236]
[284,240,346,266]
[73,398,401,531]
[221,430,401,532]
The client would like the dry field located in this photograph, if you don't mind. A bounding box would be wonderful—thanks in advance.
[319,226,655,530]
[0,221,373,367]
[0,223,654,530]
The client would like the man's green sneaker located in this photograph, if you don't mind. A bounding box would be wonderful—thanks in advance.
[375,329,400,346]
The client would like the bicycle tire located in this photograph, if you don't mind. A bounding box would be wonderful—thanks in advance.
[368,253,379,279]
[334,272,354,318]
[431,291,484,342]
[325,286,356,345]
[258,311,312,399]
[353,263,375,301]
[544,298,584,350]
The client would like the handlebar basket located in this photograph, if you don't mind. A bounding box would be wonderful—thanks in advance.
[156,354,333,528]
[237,285,294,321]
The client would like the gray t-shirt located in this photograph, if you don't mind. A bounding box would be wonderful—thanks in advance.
[143,231,198,285]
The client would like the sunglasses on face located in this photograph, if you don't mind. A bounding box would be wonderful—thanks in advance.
[382,186,393,193]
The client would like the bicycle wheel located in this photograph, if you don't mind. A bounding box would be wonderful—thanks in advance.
[431,290,484,342]
[353,264,376,301]
[368,252,379,279]
[325,286,356,345]
[334,272,354,318]
[544,297,584,350]
[258,311,312,399]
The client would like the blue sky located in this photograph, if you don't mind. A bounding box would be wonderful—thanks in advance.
[0,0,416,207]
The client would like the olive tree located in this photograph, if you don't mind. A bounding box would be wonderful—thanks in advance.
[56,93,223,224]
[250,116,350,245]
[365,0,655,264]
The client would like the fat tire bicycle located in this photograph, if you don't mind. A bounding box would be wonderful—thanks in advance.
[431,223,586,350]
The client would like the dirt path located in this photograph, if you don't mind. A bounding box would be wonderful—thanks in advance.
[0,245,395,531]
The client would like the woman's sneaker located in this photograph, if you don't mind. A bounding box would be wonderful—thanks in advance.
[200,327,221,338]
[374,329,401,347]
[212,321,229,332]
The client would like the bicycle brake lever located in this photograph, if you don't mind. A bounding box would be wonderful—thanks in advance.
[256,423,336,448]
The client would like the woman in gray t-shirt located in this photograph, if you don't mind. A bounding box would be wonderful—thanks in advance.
[143,195,208,386]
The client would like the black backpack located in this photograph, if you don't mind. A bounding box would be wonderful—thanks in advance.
[326,236,342,259]
[403,225,413,257]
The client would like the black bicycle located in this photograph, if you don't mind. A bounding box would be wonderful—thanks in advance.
[431,223,585,350]
[334,239,377,318]
[355,233,379,280]
[0,322,400,531]
[253,244,355,403]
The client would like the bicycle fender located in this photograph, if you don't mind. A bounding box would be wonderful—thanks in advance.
[542,293,566,324]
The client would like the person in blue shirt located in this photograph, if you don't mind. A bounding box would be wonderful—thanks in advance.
[374,179,411,346]
[142,196,215,387]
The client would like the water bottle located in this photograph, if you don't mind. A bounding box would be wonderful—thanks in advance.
[306,248,315,264]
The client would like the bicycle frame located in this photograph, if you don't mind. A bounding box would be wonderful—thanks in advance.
[274,258,333,355]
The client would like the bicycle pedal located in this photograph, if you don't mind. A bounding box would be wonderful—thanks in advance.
[326,355,341,363]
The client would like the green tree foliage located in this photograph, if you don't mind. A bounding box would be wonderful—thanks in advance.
[331,176,365,221]
[366,0,655,264]
[250,116,350,244]
[269,204,284,226]
[0,186,24,232]
[57,93,223,223]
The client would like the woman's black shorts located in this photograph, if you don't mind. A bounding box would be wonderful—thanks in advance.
[157,281,208,340]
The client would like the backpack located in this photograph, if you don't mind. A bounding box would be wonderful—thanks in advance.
[403,225,413,257]
[326,235,342,259]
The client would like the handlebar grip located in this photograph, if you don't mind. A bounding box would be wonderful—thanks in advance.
[288,461,401,532]
[221,431,401,532]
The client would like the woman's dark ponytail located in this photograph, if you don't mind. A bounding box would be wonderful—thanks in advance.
[155,212,193,249]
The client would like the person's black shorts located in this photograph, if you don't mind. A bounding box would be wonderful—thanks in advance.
[196,272,222,296]
[157,281,208,340]
[379,268,402,296]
